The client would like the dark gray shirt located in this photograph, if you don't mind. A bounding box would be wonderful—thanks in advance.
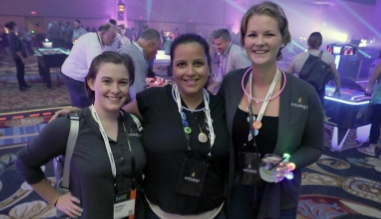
[15,108,146,219]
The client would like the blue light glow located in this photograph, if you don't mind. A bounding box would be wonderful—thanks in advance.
[291,41,307,51]
[358,49,371,58]
[324,96,369,105]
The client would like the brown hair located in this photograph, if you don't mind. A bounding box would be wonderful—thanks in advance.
[307,32,323,49]
[85,51,135,103]
[240,1,291,60]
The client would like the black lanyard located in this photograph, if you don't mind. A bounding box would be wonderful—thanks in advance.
[121,120,136,190]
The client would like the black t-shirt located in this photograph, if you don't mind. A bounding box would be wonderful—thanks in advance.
[232,108,278,171]
[136,85,230,215]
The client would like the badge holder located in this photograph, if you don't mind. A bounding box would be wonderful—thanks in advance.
[176,157,208,197]
[239,105,263,187]
[113,172,136,219]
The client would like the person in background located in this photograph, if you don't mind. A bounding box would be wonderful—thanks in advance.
[16,52,146,219]
[117,24,131,46]
[118,28,162,99]
[358,54,381,156]
[72,19,87,44]
[62,22,73,49]
[208,28,251,94]
[288,32,341,106]
[104,19,123,52]
[48,21,61,48]
[173,27,180,39]
[218,2,324,218]
[23,27,34,55]
[61,23,117,108]
[0,25,10,57]
[34,23,44,48]
[6,21,31,91]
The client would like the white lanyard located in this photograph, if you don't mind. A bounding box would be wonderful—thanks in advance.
[97,32,104,50]
[91,105,116,178]
[248,68,281,123]
[173,84,216,156]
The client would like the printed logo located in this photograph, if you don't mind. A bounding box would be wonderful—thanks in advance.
[128,133,141,137]
[243,164,257,174]
[184,172,200,183]
[290,97,309,110]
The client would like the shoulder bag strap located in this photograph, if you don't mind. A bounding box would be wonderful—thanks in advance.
[61,114,80,189]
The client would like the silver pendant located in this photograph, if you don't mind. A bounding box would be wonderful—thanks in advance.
[198,132,208,143]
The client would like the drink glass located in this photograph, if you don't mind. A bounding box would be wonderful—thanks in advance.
[259,154,282,183]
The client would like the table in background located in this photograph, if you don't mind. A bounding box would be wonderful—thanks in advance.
[324,85,371,151]
[35,48,69,88]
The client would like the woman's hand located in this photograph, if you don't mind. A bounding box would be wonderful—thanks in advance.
[55,192,83,218]
[49,107,81,123]
[274,161,296,183]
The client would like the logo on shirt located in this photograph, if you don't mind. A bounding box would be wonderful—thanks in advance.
[128,132,141,138]
[243,163,257,174]
[291,97,309,110]
[184,172,200,183]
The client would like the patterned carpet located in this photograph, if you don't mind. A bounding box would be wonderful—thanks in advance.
[0,54,71,112]
[0,114,380,219]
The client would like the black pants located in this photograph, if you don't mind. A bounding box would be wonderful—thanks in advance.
[369,104,381,144]
[316,86,325,107]
[62,74,91,108]
[14,58,27,88]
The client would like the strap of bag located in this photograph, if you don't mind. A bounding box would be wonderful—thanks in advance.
[130,114,143,133]
[318,51,323,59]
[61,114,80,189]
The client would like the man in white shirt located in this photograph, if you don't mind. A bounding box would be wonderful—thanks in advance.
[61,23,117,108]
[119,28,162,99]
[104,19,123,52]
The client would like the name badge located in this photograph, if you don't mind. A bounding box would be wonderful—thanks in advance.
[114,190,136,219]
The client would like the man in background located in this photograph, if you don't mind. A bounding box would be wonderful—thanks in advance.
[61,23,116,108]
[117,24,131,46]
[72,20,87,44]
[104,19,123,51]
[119,28,162,99]
[208,28,250,93]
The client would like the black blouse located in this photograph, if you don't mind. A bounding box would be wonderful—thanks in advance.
[136,85,230,215]
[232,108,279,171]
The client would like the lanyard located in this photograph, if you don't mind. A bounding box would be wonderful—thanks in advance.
[96,32,104,50]
[247,68,281,123]
[173,84,215,157]
[90,105,136,189]
[246,68,281,147]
